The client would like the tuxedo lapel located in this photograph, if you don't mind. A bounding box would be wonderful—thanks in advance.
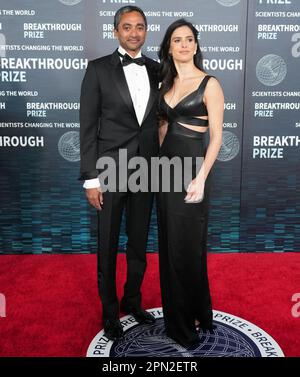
[141,58,157,125]
[110,50,138,123]
[110,50,157,126]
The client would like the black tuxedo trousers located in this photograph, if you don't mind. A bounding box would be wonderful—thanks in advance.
[79,50,159,319]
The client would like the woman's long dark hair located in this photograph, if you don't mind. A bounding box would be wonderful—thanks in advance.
[158,19,205,102]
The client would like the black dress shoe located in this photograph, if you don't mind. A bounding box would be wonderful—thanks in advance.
[121,304,155,324]
[103,319,123,341]
[195,316,216,332]
[196,322,216,332]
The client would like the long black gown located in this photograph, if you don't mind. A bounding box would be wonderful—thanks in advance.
[157,75,214,347]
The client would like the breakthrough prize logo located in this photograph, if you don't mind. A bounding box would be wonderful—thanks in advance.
[216,0,241,6]
[217,131,240,161]
[256,54,287,87]
[87,308,284,357]
[58,0,82,5]
[58,131,80,162]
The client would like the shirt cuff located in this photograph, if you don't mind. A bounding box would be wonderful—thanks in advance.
[83,178,101,189]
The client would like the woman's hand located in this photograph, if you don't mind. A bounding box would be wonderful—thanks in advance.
[184,177,205,203]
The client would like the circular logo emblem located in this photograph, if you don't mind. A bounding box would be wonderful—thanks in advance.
[58,0,82,6]
[256,54,287,86]
[58,131,80,162]
[87,308,284,357]
[216,0,241,6]
[217,130,240,162]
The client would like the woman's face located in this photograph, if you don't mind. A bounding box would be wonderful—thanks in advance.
[169,26,197,63]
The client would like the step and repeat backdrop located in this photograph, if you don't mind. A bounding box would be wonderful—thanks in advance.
[0,0,299,253]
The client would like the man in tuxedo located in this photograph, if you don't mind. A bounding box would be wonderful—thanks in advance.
[79,6,159,340]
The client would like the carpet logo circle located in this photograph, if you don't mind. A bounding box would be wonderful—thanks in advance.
[87,308,284,357]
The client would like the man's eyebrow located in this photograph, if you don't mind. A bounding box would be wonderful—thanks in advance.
[121,22,145,27]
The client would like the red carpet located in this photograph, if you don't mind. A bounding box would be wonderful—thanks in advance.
[0,253,299,357]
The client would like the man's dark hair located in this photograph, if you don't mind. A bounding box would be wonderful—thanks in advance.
[114,6,147,30]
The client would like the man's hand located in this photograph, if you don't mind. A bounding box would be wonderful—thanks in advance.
[85,187,103,210]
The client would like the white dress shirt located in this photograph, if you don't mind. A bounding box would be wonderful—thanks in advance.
[83,46,150,190]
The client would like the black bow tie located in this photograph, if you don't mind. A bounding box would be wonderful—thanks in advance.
[119,52,146,67]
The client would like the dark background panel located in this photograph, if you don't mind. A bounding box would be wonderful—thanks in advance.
[0,0,298,253]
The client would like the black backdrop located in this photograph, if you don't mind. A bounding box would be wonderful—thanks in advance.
[0,0,299,253]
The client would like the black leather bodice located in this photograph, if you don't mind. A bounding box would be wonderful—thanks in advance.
[160,75,213,127]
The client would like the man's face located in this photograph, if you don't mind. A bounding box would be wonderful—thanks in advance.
[114,11,147,55]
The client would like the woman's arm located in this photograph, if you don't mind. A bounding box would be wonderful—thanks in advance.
[185,77,224,202]
[198,77,224,181]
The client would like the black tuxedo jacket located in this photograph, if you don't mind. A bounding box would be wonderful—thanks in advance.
[79,49,160,181]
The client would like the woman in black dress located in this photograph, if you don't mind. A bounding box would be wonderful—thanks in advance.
[157,19,224,348]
